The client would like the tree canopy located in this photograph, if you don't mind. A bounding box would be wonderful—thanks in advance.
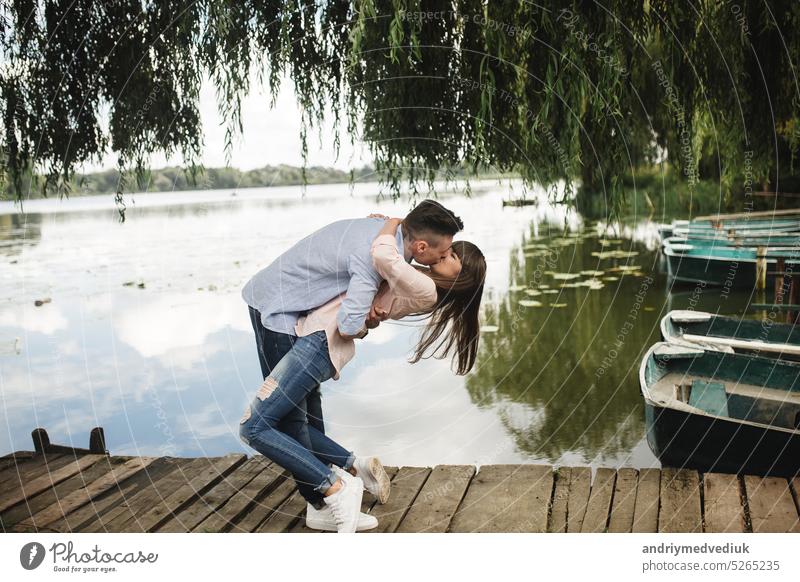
[1,1,798,217]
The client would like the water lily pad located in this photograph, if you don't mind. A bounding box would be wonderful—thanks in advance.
[580,270,605,276]
[508,284,526,292]
[610,265,642,273]
[550,303,568,308]
[551,273,581,280]
[591,250,639,259]
[519,300,543,307]
[524,289,542,296]
[602,276,620,281]
[481,325,500,333]
[543,289,559,294]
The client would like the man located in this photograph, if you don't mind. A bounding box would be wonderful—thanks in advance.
[240,199,463,529]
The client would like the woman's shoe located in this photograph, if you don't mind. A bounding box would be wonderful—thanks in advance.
[352,457,390,504]
[322,475,364,533]
[305,503,378,532]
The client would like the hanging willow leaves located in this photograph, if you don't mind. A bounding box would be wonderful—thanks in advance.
[0,0,798,219]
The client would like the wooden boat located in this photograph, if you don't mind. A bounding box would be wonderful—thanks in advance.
[662,237,800,288]
[640,342,800,476]
[660,310,800,360]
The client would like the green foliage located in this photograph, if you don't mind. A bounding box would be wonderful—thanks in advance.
[1,1,798,220]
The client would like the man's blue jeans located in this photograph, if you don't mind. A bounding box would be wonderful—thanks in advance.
[243,307,354,507]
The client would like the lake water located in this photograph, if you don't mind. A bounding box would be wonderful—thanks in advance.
[0,180,756,469]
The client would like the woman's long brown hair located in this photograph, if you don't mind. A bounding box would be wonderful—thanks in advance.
[410,241,486,375]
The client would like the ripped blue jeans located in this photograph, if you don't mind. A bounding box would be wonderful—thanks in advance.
[239,328,355,505]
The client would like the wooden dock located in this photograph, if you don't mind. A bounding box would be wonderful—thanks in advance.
[2,451,800,533]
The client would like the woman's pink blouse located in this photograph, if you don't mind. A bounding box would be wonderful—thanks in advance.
[294,234,438,379]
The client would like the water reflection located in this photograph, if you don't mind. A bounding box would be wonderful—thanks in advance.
[468,222,664,467]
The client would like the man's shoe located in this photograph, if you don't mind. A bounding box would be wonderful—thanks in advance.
[322,475,364,533]
[305,503,378,532]
[352,457,390,504]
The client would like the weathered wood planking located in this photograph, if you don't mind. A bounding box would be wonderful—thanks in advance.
[549,468,570,533]
[234,476,297,532]
[2,456,136,531]
[46,457,189,533]
[195,462,287,533]
[3,448,800,533]
[566,467,592,533]
[608,468,639,533]
[82,458,203,533]
[0,454,73,488]
[658,468,702,533]
[631,468,660,533]
[157,457,269,533]
[704,473,747,533]
[0,455,105,514]
[121,454,246,532]
[17,457,156,531]
[581,468,616,533]
[448,465,552,533]
[744,476,800,533]
[368,466,431,533]
[396,465,474,533]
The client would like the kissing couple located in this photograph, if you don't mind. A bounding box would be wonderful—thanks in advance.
[239,199,486,532]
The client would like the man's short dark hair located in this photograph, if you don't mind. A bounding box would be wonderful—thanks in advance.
[403,199,464,242]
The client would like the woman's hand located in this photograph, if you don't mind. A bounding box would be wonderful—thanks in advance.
[378,217,403,237]
[368,213,390,220]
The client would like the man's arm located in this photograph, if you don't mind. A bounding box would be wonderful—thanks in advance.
[337,253,382,340]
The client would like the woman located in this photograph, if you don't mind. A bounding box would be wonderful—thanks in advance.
[238,216,486,532]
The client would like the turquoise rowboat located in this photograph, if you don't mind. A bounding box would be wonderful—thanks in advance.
[662,237,800,288]
[640,342,800,476]
[660,310,800,360]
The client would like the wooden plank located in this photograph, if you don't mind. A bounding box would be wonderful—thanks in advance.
[448,465,552,532]
[581,468,616,533]
[45,457,187,532]
[289,466,400,533]
[17,457,157,530]
[395,465,474,533]
[234,475,297,532]
[256,491,306,532]
[0,453,38,472]
[0,451,35,461]
[608,468,639,533]
[565,466,591,533]
[704,473,747,533]
[0,455,105,513]
[82,458,203,533]
[368,466,430,533]
[632,468,660,532]
[659,467,702,532]
[2,456,120,530]
[744,475,800,533]
[119,454,246,532]
[0,454,71,487]
[548,467,570,532]
[194,460,288,532]
[157,457,267,532]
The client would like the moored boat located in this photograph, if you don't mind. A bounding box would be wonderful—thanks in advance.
[660,310,800,360]
[662,237,800,288]
[640,342,800,476]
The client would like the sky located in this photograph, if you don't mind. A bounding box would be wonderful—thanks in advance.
[82,78,372,173]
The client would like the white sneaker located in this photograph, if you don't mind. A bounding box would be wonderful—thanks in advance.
[352,457,391,504]
[305,503,378,532]
[322,475,364,533]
